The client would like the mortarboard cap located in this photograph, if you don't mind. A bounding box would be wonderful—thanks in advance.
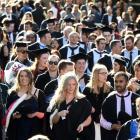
[113,54,129,66]
[46,18,56,24]
[82,27,94,34]
[63,17,75,23]
[27,42,50,57]
[126,23,135,30]
[134,30,140,36]
[101,26,113,33]
[37,29,50,38]
[70,53,88,62]
[15,41,29,48]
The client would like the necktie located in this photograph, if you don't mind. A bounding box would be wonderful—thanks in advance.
[69,47,77,56]
[128,51,132,72]
[120,96,125,112]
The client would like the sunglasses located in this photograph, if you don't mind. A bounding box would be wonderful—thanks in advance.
[17,50,28,54]
[49,61,58,65]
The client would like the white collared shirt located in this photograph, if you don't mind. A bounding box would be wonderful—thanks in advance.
[100,90,132,130]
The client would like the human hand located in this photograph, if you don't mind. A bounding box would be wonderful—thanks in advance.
[111,124,121,131]
[58,110,69,119]
[77,123,84,133]
[27,112,37,118]
[13,112,22,119]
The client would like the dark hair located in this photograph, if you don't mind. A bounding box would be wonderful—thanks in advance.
[134,60,140,70]
[110,40,121,50]
[124,35,134,43]
[58,60,74,72]
[114,71,129,82]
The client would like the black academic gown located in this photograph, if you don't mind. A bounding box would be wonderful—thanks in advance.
[6,90,46,140]
[0,83,8,140]
[51,97,92,140]
[101,91,139,140]
[59,45,86,59]
[88,49,108,72]
[35,71,53,91]
[44,79,59,138]
[116,118,140,140]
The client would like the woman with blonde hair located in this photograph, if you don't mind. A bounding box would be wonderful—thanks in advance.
[5,68,46,140]
[19,11,39,32]
[83,64,113,140]
[49,72,93,140]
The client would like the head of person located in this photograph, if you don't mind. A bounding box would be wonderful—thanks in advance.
[70,53,87,74]
[134,61,140,80]
[15,41,29,62]
[25,30,36,44]
[48,54,60,72]
[102,26,112,44]
[63,26,74,38]
[124,35,134,51]
[33,48,50,70]
[47,10,54,19]
[51,38,60,50]
[114,72,129,94]
[68,31,80,45]
[24,20,33,31]
[136,97,140,119]
[28,134,50,140]
[50,72,84,108]
[2,18,15,32]
[88,33,97,43]
[46,19,55,32]
[95,36,106,51]
[134,34,140,49]
[21,11,33,24]
[10,68,34,93]
[58,60,74,76]
[88,64,109,92]
[110,40,122,55]
[106,6,112,15]
[38,29,52,45]
[5,5,12,14]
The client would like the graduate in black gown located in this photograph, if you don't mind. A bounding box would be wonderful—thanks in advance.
[100,72,139,140]
[107,54,131,88]
[116,97,140,140]
[5,68,46,140]
[35,54,59,91]
[83,64,113,140]
[48,72,92,140]
[70,53,90,92]
[29,47,50,81]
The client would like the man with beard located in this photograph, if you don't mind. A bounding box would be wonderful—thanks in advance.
[100,71,140,140]
[121,35,140,73]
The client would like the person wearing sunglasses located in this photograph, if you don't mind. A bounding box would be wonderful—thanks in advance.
[35,54,59,91]
[5,40,32,70]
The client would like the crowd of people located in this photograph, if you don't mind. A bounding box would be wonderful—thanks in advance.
[1,0,140,140]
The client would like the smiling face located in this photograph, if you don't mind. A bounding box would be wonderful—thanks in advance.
[75,59,86,74]
[19,71,30,87]
[114,76,128,94]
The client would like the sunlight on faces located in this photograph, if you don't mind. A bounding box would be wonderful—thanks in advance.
[38,53,49,68]
[19,71,30,87]
[75,59,86,73]
[113,62,121,72]
[98,68,108,83]
[114,76,128,93]
[135,66,140,80]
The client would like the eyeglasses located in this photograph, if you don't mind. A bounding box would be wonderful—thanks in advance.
[98,72,108,75]
[17,50,28,54]
[49,61,58,65]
